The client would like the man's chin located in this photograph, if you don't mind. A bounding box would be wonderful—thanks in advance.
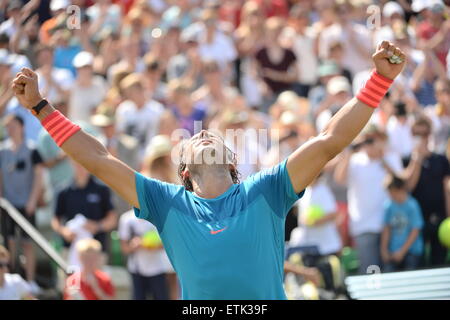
[192,146,226,165]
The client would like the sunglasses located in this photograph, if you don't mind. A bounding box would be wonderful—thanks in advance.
[0,262,8,268]
[412,131,430,137]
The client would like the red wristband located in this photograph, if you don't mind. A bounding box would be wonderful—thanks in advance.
[41,111,81,147]
[356,70,393,108]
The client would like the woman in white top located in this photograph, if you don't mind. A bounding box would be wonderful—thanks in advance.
[289,173,342,256]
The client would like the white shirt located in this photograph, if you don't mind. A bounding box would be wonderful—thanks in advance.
[118,210,173,277]
[319,23,371,75]
[347,151,403,237]
[0,18,16,37]
[66,214,93,269]
[282,26,318,85]
[115,99,164,153]
[289,181,342,255]
[198,30,237,68]
[386,116,414,158]
[36,68,74,105]
[0,274,31,300]
[69,76,107,123]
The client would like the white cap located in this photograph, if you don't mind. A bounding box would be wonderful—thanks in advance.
[276,91,299,110]
[73,51,94,68]
[50,0,70,11]
[411,0,443,12]
[383,2,404,18]
[144,135,173,165]
[327,76,351,95]
[280,111,298,126]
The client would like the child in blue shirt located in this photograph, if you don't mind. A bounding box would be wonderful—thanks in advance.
[381,175,424,272]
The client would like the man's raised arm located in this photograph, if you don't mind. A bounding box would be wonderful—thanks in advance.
[12,68,139,209]
[287,41,406,193]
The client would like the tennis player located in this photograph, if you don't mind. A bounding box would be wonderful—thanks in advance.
[12,41,405,300]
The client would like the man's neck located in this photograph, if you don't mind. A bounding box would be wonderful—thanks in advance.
[75,175,90,188]
[0,274,4,288]
[11,137,23,150]
[191,165,234,199]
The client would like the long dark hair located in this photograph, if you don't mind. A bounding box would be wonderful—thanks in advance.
[177,141,241,192]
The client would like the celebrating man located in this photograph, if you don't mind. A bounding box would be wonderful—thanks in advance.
[11,41,406,299]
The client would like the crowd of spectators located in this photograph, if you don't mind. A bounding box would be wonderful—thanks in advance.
[0,0,449,300]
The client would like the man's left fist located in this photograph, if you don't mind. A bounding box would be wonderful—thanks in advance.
[372,41,406,80]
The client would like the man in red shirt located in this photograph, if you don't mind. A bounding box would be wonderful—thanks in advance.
[64,239,115,300]
[416,2,450,68]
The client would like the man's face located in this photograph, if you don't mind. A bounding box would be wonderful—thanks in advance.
[37,49,53,67]
[77,65,93,78]
[182,130,231,167]
[79,250,101,271]
[5,118,23,140]
[363,135,386,158]
[388,188,407,203]
[412,124,431,144]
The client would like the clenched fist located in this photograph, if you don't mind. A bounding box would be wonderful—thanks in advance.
[12,67,43,109]
[372,41,407,80]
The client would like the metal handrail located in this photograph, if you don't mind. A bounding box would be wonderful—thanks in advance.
[0,197,69,274]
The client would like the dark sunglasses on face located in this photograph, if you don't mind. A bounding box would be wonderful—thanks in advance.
[0,262,8,268]
[412,131,429,137]
[146,62,159,71]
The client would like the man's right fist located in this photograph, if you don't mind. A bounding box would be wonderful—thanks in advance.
[12,67,43,109]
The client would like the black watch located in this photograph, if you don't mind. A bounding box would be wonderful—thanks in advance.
[31,99,48,116]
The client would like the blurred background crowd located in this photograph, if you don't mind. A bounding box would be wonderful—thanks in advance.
[0,0,450,300]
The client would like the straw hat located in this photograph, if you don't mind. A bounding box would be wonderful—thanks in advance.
[144,135,173,166]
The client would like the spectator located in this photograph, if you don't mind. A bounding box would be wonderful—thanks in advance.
[235,1,266,108]
[410,46,446,107]
[0,245,34,300]
[167,80,208,135]
[69,51,107,123]
[416,1,450,69]
[372,2,412,49]
[307,61,341,115]
[334,126,403,274]
[142,54,168,104]
[192,60,236,118]
[191,8,238,76]
[51,160,118,261]
[282,4,318,98]
[425,78,450,155]
[115,73,164,154]
[254,17,298,108]
[315,75,352,132]
[381,175,424,272]
[167,27,203,90]
[0,114,43,294]
[0,0,22,39]
[64,239,115,300]
[35,44,74,106]
[290,172,342,257]
[386,101,414,163]
[318,0,371,77]
[404,116,450,267]
[86,0,122,42]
